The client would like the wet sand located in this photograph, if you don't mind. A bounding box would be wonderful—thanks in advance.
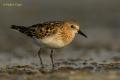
[0,62,119,80]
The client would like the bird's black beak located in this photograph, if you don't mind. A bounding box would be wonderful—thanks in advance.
[78,30,87,38]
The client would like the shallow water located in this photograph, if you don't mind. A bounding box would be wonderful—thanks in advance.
[0,47,119,80]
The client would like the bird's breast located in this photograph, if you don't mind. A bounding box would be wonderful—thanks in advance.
[33,26,75,48]
[60,26,75,45]
[33,36,65,48]
[33,32,75,48]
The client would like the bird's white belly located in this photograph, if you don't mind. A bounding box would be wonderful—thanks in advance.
[32,36,66,48]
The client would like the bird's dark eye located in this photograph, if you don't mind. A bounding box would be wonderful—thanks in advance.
[71,25,74,28]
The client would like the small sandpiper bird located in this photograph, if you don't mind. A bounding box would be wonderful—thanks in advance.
[11,20,87,69]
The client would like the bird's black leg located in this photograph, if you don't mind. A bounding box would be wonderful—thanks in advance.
[50,49,55,69]
[38,48,44,68]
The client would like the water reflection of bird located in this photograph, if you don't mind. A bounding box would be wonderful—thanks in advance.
[11,20,87,69]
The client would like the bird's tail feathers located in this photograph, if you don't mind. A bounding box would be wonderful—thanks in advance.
[11,25,31,36]
[11,25,27,30]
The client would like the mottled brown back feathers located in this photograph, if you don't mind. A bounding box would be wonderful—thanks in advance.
[11,21,64,39]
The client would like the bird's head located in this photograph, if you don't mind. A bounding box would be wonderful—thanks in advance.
[66,21,87,38]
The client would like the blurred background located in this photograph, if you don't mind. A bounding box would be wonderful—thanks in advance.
[0,0,120,80]
[0,0,120,68]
